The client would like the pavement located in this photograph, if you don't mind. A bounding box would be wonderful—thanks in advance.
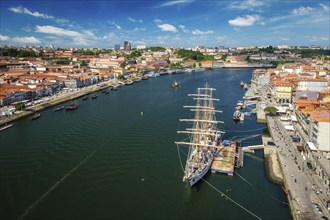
[248,82,330,220]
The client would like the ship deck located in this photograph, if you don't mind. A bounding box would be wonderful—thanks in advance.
[211,141,237,176]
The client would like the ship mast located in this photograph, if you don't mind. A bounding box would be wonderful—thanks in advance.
[195,86,201,162]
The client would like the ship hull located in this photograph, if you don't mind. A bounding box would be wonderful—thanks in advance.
[187,158,213,186]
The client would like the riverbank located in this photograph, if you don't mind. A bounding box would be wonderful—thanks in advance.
[0,80,119,126]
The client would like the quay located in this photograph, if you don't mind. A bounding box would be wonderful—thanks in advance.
[0,79,122,126]
[211,141,236,176]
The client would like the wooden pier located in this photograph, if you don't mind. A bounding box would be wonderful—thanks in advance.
[211,141,237,176]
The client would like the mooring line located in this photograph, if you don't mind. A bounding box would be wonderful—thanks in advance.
[201,178,263,220]
[18,146,101,220]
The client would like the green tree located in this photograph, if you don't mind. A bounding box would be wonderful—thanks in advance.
[17,50,37,57]
[6,48,19,57]
[264,106,278,115]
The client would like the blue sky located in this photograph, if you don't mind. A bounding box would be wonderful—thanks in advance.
[0,0,329,48]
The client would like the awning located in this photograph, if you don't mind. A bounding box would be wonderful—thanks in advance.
[284,125,295,131]
[306,142,317,151]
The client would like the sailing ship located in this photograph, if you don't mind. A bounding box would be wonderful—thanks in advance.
[175,83,224,186]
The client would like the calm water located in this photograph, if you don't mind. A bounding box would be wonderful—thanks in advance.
[0,69,290,220]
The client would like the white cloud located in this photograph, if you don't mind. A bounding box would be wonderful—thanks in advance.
[292,6,313,16]
[192,29,213,35]
[36,25,82,37]
[8,6,54,19]
[0,34,10,41]
[179,25,189,33]
[128,17,143,23]
[157,0,195,8]
[0,34,41,44]
[21,24,32,32]
[319,3,330,12]
[154,19,163,23]
[309,36,329,42]
[157,23,177,32]
[35,25,96,46]
[113,22,122,30]
[13,36,42,44]
[56,18,70,23]
[227,0,268,11]
[228,14,263,27]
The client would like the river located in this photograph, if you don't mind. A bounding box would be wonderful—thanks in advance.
[0,69,291,220]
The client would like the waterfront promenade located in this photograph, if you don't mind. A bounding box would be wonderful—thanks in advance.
[267,116,329,219]
[0,79,120,126]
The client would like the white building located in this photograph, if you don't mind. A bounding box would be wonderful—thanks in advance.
[297,79,328,91]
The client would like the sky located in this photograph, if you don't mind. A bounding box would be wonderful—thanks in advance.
[0,0,329,48]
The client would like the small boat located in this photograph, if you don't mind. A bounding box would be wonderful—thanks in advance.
[142,75,149,80]
[105,89,110,94]
[240,81,244,87]
[66,103,79,110]
[243,84,249,90]
[113,86,118,91]
[124,80,134,85]
[133,77,141,82]
[171,80,179,88]
[233,110,241,121]
[53,105,64,112]
[0,123,14,132]
[92,95,98,99]
[82,96,88,101]
[31,112,41,120]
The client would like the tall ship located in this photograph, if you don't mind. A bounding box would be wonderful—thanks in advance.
[175,83,224,186]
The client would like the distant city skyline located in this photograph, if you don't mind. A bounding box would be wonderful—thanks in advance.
[0,0,329,48]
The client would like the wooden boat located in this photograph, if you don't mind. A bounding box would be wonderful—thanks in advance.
[66,103,79,110]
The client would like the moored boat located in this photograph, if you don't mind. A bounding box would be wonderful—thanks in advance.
[82,96,88,101]
[92,94,98,99]
[0,123,14,132]
[142,75,149,80]
[66,103,79,110]
[240,81,244,87]
[53,105,64,112]
[233,110,241,121]
[31,112,41,120]
[175,83,224,187]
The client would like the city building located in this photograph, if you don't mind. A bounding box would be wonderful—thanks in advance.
[114,45,120,50]
[124,41,131,51]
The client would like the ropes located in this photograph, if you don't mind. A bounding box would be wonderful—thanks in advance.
[201,178,263,220]
[176,142,262,219]
[223,126,267,133]
[18,145,102,220]
[234,171,289,206]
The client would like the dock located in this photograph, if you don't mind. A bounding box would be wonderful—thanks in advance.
[236,147,244,168]
[211,141,237,176]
